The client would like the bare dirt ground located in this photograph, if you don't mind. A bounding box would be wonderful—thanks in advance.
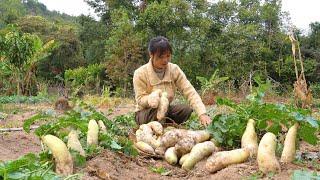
[0,100,319,179]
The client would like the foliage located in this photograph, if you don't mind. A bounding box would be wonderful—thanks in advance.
[23,101,138,156]
[0,153,61,179]
[196,69,229,96]
[207,77,320,148]
[1,27,57,95]
[0,95,50,104]
[64,64,105,95]
[292,170,320,180]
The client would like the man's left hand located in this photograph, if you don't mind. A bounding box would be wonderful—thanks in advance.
[199,114,212,126]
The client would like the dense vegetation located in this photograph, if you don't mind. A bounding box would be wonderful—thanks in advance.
[0,0,319,97]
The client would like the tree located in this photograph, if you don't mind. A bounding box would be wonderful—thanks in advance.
[1,27,57,95]
[104,8,145,94]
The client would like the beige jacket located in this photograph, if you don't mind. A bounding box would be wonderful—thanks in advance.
[133,60,206,117]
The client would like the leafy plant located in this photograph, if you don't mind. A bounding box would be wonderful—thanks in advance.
[0,153,60,179]
[292,170,320,180]
[23,101,138,156]
[196,69,229,96]
[207,77,319,149]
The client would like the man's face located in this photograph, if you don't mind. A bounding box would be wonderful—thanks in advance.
[151,51,171,70]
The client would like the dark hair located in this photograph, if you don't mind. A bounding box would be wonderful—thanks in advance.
[148,36,172,56]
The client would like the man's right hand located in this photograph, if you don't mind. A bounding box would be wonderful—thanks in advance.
[148,89,162,108]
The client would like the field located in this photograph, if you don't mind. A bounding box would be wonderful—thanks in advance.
[0,92,319,180]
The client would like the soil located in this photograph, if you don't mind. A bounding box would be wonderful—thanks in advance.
[0,101,319,179]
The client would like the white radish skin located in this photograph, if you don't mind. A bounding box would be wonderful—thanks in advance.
[67,130,86,156]
[157,92,169,120]
[87,119,99,146]
[179,153,190,165]
[165,147,178,165]
[182,141,217,170]
[147,121,163,136]
[98,120,107,133]
[206,148,249,173]
[135,141,155,154]
[42,135,73,176]
[241,119,258,157]
[281,123,299,163]
[257,132,280,174]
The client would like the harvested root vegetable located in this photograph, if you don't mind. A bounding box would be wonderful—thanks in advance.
[257,132,280,174]
[148,89,162,108]
[136,125,160,149]
[87,119,99,146]
[67,130,85,156]
[98,120,107,133]
[135,141,155,154]
[241,119,258,157]
[179,153,190,165]
[182,141,216,170]
[165,147,178,165]
[157,92,169,120]
[159,129,187,149]
[147,121,163,136]
[187,130,211,143]
[42,134,73,176]
[281,123,299,163]
[175,135,196,157]
[206,148,249,173]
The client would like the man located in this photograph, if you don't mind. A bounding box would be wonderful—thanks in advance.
[133,36,212,126]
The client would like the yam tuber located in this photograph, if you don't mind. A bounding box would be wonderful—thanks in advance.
[42,134,73,176]
[165,147,178,165]
[87,119,99,146]
[136,124,160,149]
[257,132,280,174]
[158,129,187,149]
[67,130,85,156]
[147,121,163,136]
[179,153,190,165]
[174,135,196,157]
[182,141,217,170]
[206,148,249,173]
[157,92,169,120]
[281,123,299,163]
[148,89,162,108]
[241,119,258,157]
[187,130,211,143]
[98,120,107,133]
[135,141,155,154]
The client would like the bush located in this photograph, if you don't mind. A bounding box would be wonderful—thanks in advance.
[64,64,106,95]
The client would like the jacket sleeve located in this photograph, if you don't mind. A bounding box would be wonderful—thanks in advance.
[133,70,150,108]
[174,65,206,116]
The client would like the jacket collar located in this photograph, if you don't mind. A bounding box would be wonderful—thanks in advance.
[147,59,172,85]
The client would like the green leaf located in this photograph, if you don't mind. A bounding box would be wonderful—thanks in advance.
[23,113,50,133]
[292,170,320,180]
[299,125,318,145]
[110,141,122,150]
[305,116,319,128]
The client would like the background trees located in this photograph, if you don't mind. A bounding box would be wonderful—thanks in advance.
[0,0,319,96]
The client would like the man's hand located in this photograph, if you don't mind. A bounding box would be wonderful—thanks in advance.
[199,114,212,126]
[147,89,162,108]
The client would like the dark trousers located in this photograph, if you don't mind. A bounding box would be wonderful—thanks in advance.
[135,104,193,125]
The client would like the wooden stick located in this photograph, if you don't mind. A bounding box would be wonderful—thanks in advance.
[0,125,39,132]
